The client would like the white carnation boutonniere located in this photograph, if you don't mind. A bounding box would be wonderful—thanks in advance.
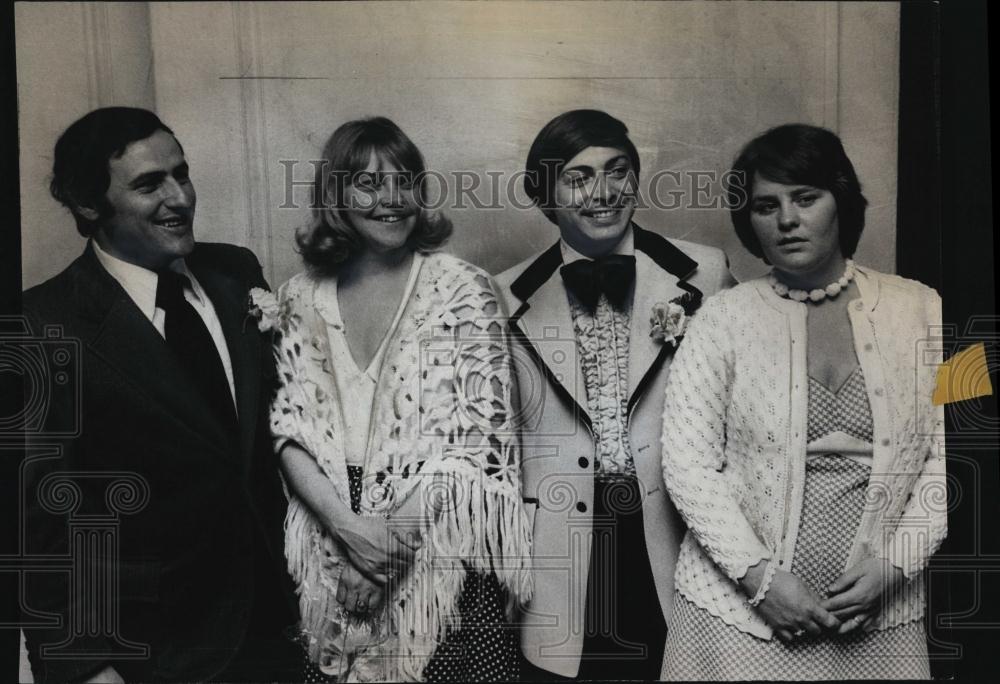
[650,288,703,348]
[247,287,280,332]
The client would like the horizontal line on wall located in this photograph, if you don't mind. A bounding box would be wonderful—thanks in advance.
[218,75,785,81]
[219,76,331,80]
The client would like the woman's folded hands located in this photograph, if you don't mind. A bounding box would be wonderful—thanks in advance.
[338,561,385,615]
[822,558,906,635]
[741,560,842,641]
[740,557,905,641]
[335,513,422,585]
[335,515,421,616]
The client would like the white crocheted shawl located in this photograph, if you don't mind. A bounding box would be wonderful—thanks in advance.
[268,253,532,681]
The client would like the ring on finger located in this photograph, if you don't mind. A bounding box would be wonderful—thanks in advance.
[793,628,806,638]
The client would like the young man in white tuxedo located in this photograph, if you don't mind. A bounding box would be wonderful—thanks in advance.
[495,109,736,680]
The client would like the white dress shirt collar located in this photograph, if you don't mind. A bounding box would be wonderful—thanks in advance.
[93,240,205,321]
[92,239,237,407]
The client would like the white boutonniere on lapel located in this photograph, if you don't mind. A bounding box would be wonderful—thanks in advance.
[650,289,703,348]
[246,287,280,332]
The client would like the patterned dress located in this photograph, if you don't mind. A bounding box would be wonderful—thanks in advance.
[662,367,931,680]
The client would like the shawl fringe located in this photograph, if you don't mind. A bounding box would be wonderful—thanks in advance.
[285,458,532,682]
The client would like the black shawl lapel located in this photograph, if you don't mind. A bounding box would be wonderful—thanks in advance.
[626,227,702,414]
[508,242,592,431]
[506,226,704,427]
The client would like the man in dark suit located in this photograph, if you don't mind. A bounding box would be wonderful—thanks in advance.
[21,107,299,682]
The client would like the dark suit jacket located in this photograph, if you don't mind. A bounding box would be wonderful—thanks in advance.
[21,242,297,682]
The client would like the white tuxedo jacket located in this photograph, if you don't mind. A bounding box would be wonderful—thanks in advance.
[494,226,735,677]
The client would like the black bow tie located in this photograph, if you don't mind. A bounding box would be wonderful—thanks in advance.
[560,254,636,312]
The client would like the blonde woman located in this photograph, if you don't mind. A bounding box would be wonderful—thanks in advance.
[267,117,532,681]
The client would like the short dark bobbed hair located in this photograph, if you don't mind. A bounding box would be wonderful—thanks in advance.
[296,116,452,276]
[50,107,176,237]
[524,109,640,223]
[727,123,868,259]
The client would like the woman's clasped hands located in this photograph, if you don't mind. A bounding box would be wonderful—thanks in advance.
[821,557,906,635]
[741,560,840,641]
[742,557,904,641]
[333,511,423,616]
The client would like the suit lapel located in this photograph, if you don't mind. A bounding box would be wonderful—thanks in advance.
[627,251,684,399]
[508,243,591,430]
[75,247,235,460]
[626,227,701,413]
[188,254,261,461]
[507,227,703,429]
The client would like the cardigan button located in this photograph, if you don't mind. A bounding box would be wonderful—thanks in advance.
[578,457,590,469]
[874,388,884,396]
[882,438,891,447]
[864,343,874,352]
[576,501,588,513]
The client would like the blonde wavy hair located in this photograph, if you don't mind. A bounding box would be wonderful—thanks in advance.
[296,116,452,276]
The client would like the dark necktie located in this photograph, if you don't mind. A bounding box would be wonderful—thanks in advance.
[155,271,237,432]
[559,254,636,312]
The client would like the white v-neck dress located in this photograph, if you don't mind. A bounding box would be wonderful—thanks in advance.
[320,255,421,466]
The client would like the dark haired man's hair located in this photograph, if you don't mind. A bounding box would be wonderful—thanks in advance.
[727,123,868,259]
[524,109,640,224]
[296,116,451,276]
[50,107,176,237]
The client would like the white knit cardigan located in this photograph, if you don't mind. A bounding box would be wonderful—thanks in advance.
[660,266,946,639]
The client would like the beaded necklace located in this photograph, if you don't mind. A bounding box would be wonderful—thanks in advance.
[769,260,855,303]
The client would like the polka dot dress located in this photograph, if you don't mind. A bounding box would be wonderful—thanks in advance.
[422,571,519,682]
[300,465,518,682]
[662,368,931,680]
[302,651,335,683]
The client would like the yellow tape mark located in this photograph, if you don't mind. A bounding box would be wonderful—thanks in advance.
[933,342,994,406]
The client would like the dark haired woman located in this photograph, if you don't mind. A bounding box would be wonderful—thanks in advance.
[262,117,532,681]
[658,124,945,679]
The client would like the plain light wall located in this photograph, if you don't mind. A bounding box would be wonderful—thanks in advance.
[16,1,156,289]
[18,1,900,289]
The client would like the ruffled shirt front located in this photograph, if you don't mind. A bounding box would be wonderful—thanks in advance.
[561,230,636,478]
